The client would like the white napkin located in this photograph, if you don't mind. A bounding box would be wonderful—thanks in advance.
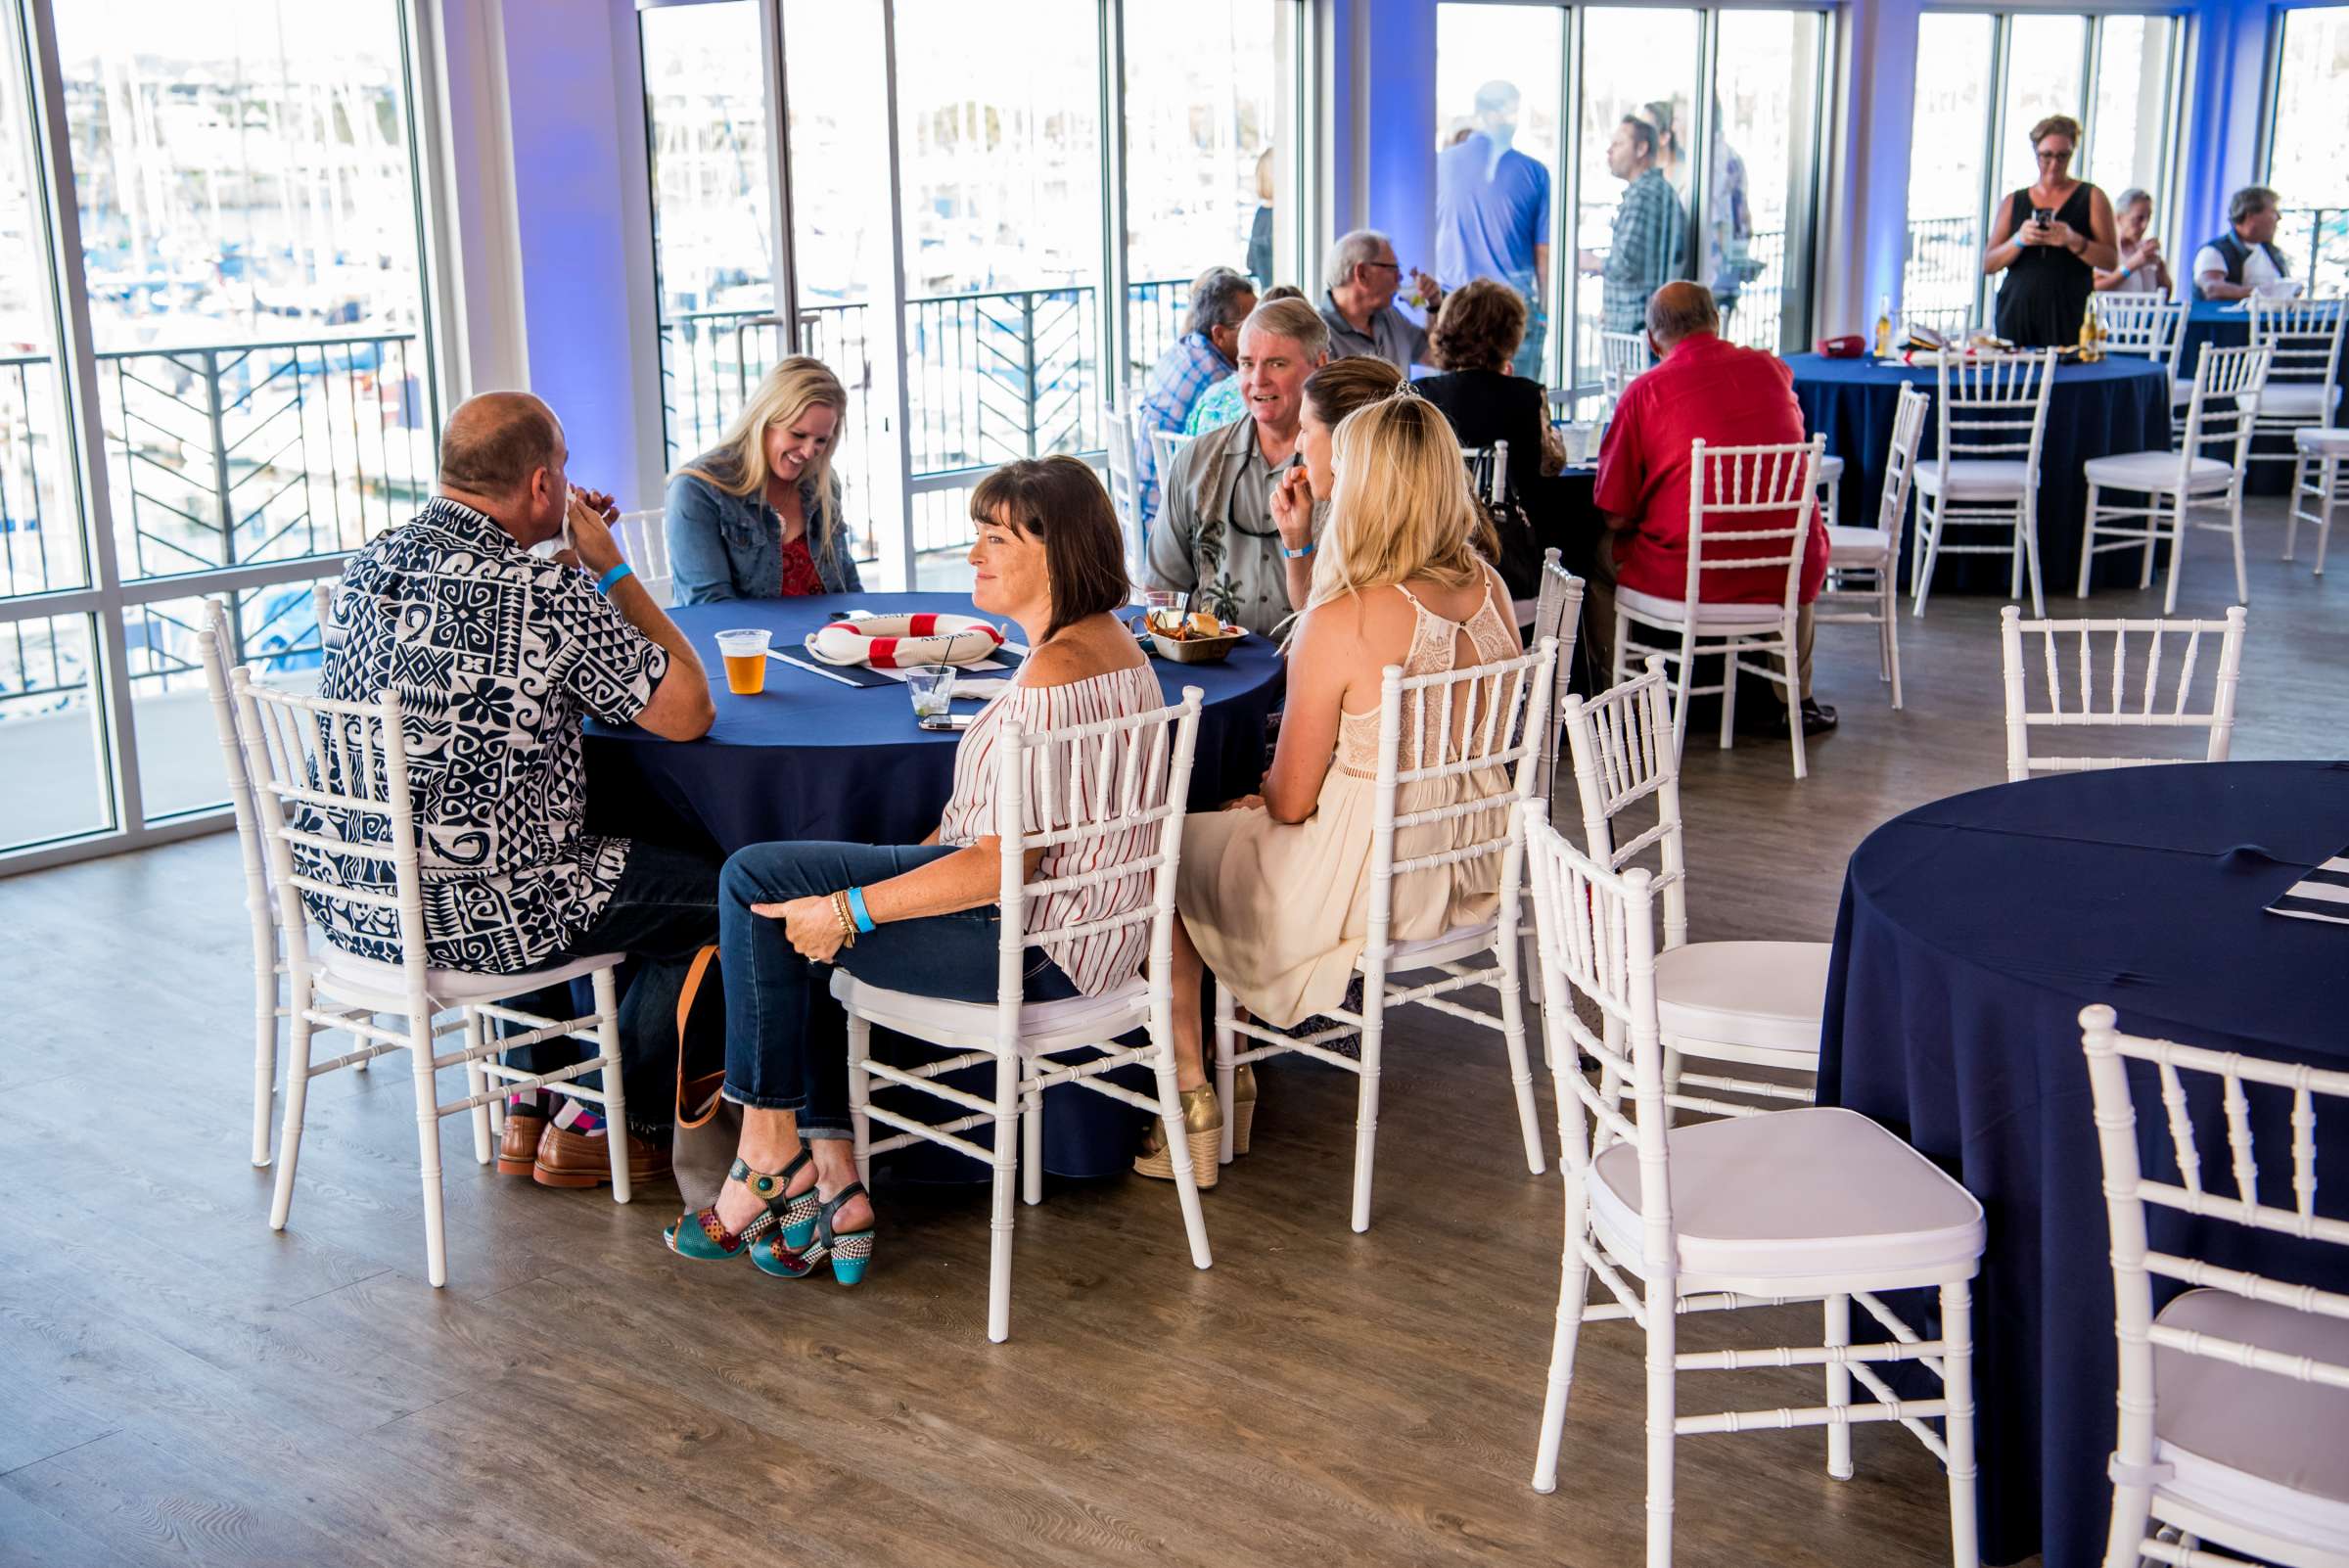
[2268,851,2349,925]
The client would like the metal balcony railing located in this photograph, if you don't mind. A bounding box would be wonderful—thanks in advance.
[0,330,433,708]
[654,277,1194,560]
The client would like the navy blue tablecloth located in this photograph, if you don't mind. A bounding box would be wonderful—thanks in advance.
[1788,353,2173,595]
[583,593,1285,1180]
[1820,761,2349,1568]
[2178,299,2347,496]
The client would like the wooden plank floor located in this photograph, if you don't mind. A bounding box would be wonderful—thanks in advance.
[4,494,2344,1568]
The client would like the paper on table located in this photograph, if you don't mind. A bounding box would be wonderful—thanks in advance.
[862,657,1012,682]
[949,677,1010,700]
[2268,849,2349,925]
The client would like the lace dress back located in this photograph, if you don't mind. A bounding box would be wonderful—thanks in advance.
[1334,575,1522,778]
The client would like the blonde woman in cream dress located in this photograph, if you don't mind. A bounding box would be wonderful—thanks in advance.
[1135,389,1521,1187]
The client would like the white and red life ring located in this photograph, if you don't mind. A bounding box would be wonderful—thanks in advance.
[806,613,1005,669]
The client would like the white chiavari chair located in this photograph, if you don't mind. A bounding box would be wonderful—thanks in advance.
[1103,401,1142,576]
[1523,799,1985,1568]
[1611,437,1822,779]
[2246,297,2346,478]
[1998,605,2248,783]
[611,509,672,607]
[1564,655,1830,1109]
[1521,550,1585,1009]
[1212,640,1555,1232]
[1817,384,1926,711]
[1815,453,1844,529]
[1599,330,1653,409]
[234,672,632,1287]
[835,690,1208,1343]
[2096,298,2188,429]
[2081,345,2271,611]
[1149,428,1195,512]
[1911,348,2056,618]
[2287,426,2349,576]
[2079,1004,2349,1568]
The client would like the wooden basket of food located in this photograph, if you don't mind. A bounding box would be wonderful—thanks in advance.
[1142,606,1247,664]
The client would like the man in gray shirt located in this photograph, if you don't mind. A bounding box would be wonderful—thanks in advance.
[1318,229,1443,373]
[1146,297,1331,636]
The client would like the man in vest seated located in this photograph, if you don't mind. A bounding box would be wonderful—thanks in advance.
[2193,186,2290,301]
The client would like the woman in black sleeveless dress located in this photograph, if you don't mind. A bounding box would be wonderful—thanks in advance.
[1982,115,2118,347]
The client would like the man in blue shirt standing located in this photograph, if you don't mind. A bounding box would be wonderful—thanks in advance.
[1436,80,1551,381]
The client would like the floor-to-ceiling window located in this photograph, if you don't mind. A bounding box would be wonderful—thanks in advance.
[2264,4,2349,298]
[1434,4,1830,408]
[637,0,1310,589]
[1902,11,2184,337]
[1,0,441,868]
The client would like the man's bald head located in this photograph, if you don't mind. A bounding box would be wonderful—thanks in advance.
[1645,281,1720,352]
[438,392,565,497]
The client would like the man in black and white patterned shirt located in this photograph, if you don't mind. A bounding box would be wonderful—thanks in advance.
[303,392,716,1186]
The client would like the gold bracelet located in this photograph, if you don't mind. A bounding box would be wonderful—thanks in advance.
[829,890,856,948]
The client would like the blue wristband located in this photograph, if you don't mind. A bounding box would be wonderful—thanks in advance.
[1282,540,1314,560]
[846,886,875,934]
[595,562,634,595]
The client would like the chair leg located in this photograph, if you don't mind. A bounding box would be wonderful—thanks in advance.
[2227,486,2249,605]
[987,1047,1020,1344]
[2285,454,2305,561]
[268,976,317,1230]
[1644,1275,1679,1568]
[2138,494,2162,591]
[847,1014,873,1190]
[2076,484,2099,599]
[1882,569,1904,710]
[407,1007,449,1288]
[2319,460,2338,577]
[1611,611,1630,685]
[1350,979,1387,1234]
[463,1007,492,1167]
[1941,1279,1980,1568]
[1021,1070,1042,1208]
[1717,641,1737,752]
[251,967,278,1164]
[1495,920,1543,1176]
[1912,503,1943,618]
[590,967,629,1205]
[1824,1293,1854,1480]
[1213,984,1237,1166]
[1530,1169,1592,1495]
[2162,496,2188,615]
[2020,502,2045,619]
[1147,1011,1213,1272]
[1781,631,1806,781]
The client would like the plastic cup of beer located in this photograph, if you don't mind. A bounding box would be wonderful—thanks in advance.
[715,628,771,695]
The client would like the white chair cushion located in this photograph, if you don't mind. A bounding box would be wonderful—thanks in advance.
[2296,426,2349,455]
[2152,1288,2349,1551]
[1589,1105,1984,1282]
[319,945,621,1012]
[1825,524,1893,565]
[1654,940,1830,1056]
[1616,585,1791,634]
[2082,450,2237,493]
[1816,454,1845,484]
[1914,459,2033,499]
[2255,384,2344,419]
[830,970,1149,1056]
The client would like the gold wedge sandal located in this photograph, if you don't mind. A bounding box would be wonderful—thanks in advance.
[1133,1084,1221,1189]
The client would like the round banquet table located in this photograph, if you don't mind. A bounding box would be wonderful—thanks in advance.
[1786,352,2173,596]
[1819,761,2349,1568]
[582,592,1287,1180]
[2177,298,2347,497]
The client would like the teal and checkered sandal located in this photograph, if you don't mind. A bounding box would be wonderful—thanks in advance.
[663,1150,819,1263]
[758,1181,874,1285]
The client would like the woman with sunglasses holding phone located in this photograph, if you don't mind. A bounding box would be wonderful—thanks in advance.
[1981,114,2119,347]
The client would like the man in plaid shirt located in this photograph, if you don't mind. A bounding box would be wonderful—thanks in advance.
[1580,114,1685,335]
[1133,266,1256,530]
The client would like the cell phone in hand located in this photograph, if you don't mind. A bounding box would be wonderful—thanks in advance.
[2031,208,2052,228]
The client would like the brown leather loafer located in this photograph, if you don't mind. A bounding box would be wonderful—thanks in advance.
[496,1108,548,1176]
[531,1123,672,1189]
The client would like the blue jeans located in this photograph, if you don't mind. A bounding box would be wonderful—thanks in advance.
[717,841,1078,1139]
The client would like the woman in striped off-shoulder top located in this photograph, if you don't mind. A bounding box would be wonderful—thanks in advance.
[663,457,1166,1284]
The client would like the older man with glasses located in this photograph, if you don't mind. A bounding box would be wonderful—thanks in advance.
[1318,229,1442,372]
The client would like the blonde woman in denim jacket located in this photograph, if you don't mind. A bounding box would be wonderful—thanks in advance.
[668,356,865,602]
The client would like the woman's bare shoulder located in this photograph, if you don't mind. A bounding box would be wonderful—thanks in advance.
[1017,615,1148,690]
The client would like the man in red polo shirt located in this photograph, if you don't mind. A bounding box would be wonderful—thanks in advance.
[1589,280,1835,735]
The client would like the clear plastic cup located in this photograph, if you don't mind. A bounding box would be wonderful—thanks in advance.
[714,628,771,695]
[906,664,955,721]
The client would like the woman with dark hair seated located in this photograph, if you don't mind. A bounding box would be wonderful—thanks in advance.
[664,456,1156,1284]
[1415,278,1565,508]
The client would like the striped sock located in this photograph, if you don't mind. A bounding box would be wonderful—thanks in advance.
[551,1100,606,1136]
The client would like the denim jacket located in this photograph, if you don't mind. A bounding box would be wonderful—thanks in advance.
[666,462,863,603]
